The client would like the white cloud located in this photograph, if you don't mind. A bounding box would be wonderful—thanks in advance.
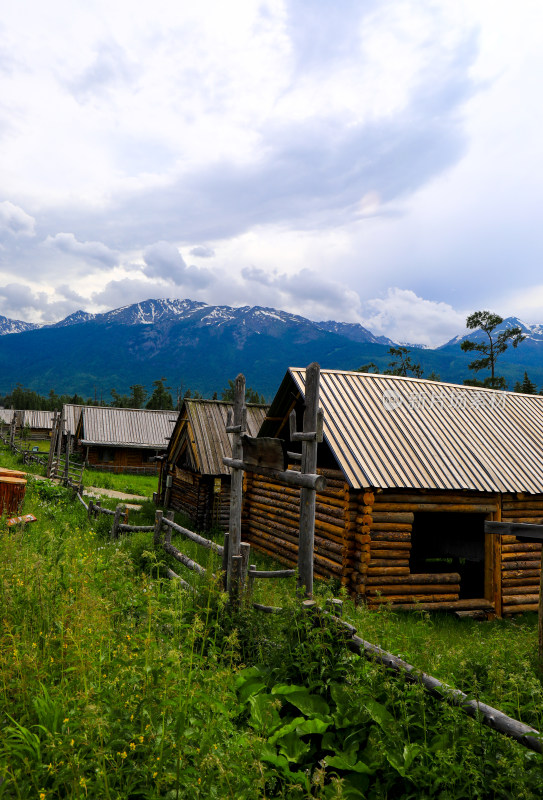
[0,202,35,238]
[44,232,119,267]
[362,288,466,347]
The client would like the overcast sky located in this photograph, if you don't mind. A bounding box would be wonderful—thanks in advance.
[1,0,542,346]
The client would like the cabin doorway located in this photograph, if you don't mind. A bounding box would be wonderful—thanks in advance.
[409,512,486,599]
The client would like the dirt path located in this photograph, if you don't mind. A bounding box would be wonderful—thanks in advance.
[83,486,150,509]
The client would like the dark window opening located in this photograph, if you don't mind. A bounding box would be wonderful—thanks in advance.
[410,512,486,600]
[100,448,114,463]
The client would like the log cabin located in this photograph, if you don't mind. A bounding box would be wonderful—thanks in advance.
[245,367,543,616]
[159,399,268,531]
[75,406,178,473]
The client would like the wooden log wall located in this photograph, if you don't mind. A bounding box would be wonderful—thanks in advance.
[167,472,232,532]
[501,494,543,615]
[353,490,499,610]
[242,467,353,584]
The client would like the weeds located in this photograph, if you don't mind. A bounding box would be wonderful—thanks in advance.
[1,445,543,797]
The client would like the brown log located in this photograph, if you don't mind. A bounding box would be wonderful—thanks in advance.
[362,491,375,505]
[371,531,412,542]
[502,502,543,511]
[502,594,540,604]
[502,569,540,580]
[370,511,414,523]
[366,566,410,576]
[354,533,371,545]
[502,543,542,553]
[369,540,411,550]
[370,559,410,567]
[502,561,542,571]
[368,593,460,604]
[502,551,541,560]
[367,584,460,596]
[503,517,543,524]
[502,577,541,587]
[371,502,497,514]
[503,603,539,614]
[372,493,497,506]
[367,598,492,611]
[366,521,412,532]
[370,549,410,559]
[366,572,461,585]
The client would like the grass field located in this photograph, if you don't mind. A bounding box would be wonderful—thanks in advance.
[1,445,543,798]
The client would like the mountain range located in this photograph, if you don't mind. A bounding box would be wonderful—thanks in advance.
[0,299,542,399]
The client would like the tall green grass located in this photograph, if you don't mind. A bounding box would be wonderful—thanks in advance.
[1,449,543,797]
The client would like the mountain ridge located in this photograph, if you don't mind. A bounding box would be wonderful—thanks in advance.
[0,299,542,398]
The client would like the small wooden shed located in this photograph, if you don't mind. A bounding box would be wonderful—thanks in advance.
[16,410,54,439]
[76,406,178,473]
[159,399,268,530]
[245,368,543,616]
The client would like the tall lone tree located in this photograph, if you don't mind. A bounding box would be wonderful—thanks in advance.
[460,311,525,389]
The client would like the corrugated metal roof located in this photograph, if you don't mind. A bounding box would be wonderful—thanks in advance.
[62,404,84,436]
[21,410,54,429]
[285,368,543,494]
[170,400,268,475]
[0,408,14,424]
[79,406,179,449]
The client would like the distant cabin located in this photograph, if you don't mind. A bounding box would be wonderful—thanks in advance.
[16,410,54,439]
[159,399,268,531]
[244,367,543,617]
[76,406,178,473]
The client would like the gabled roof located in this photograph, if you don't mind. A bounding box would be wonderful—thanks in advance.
[62,404,84,436]
[77,406,178,449]
[167,399,269,476]
[260,367,543,494]
[21,410,55,429]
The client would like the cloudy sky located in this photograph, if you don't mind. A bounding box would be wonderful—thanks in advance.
[1,0,542,346]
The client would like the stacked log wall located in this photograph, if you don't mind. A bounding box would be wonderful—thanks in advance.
[501,494,543,615]
[242,467,353,584]
[167,472,232,532]
[353,491,499,610]
[169,472,207,530]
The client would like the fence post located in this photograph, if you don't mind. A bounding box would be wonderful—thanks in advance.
[247,563,256,599]
[221,532,230,590]
[227,373,246,598]
[297,362,320,598]
[240,541,251,596]
[153,510,164,547]
[110,504,125,539]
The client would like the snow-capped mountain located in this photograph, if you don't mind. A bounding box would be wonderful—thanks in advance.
[0,314,40,335]
[0,301,542,397]
[440,316,543,349]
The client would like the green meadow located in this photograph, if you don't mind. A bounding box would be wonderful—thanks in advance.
[1,447,542,798]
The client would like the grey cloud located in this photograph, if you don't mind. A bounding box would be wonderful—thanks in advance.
[143,241,212,288]
[45,232,119,267]
[0,202,35,238]
[92,278,175,309]
[241,266,360,314]
[143,241,188,280]
[190,245,215,258]
[57,283,88,304]
[0,282,81,322]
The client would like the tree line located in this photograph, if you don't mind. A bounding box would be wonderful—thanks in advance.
[0,378,267,412]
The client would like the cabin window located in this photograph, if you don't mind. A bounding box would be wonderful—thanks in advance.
[100,448,114,463]
[409,512,486,599]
